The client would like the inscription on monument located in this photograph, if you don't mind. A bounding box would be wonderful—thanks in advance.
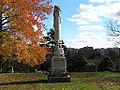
[52,58,66,69]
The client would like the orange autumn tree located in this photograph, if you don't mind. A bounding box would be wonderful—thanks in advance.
[0,0,52,66]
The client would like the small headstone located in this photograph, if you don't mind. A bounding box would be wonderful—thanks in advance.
[35,69,38,73]
[11,66,14,73]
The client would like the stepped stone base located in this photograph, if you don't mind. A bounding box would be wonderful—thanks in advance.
[48,56,70,83]
[48,75,70,82]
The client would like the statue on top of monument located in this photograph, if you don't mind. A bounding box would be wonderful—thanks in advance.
[53,5,61,23]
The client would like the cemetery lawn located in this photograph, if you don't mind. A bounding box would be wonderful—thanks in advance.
[0,72,119,90]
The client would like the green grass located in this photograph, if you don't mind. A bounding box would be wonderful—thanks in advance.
[0,72,119,90]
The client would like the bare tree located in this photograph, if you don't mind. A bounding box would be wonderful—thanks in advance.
[106,19,120,46]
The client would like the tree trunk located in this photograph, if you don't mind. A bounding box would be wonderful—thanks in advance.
[0,13,2,32]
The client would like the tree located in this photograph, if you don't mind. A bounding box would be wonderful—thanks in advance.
[0,0,52,66]
[67,53,87,72]
[47,29,54,40]
[106,19,120,46]
[47,28,55,49]
[98,56,115,71]
[74,55,87,72]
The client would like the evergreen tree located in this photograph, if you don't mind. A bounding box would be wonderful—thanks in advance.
[98,56,115,71]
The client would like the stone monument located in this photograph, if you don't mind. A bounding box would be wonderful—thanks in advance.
[48,6,70,82]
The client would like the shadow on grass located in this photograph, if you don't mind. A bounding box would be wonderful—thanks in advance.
[0,80,48,86]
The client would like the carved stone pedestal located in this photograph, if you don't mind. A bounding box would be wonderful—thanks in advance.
[48,56,70,82]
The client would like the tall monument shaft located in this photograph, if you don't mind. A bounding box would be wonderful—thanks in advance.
[53,6,61,46]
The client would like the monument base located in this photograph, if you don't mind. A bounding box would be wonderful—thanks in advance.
[48,56,70,82]
[48,75,70,82]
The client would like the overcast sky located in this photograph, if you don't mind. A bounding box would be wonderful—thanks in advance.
[44,0,120,48]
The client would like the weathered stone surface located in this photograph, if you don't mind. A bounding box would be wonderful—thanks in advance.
[48,56,70,82]
[48,5,70,82]
[51,56,66,70]
[53,6,61,46]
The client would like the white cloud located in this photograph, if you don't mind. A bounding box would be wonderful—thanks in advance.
[66,32,113,48]
[89,0,120,3]
[79,25,104,30]
[67,0,120,48]
[68,1,120,25]
[68,4,101,24]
